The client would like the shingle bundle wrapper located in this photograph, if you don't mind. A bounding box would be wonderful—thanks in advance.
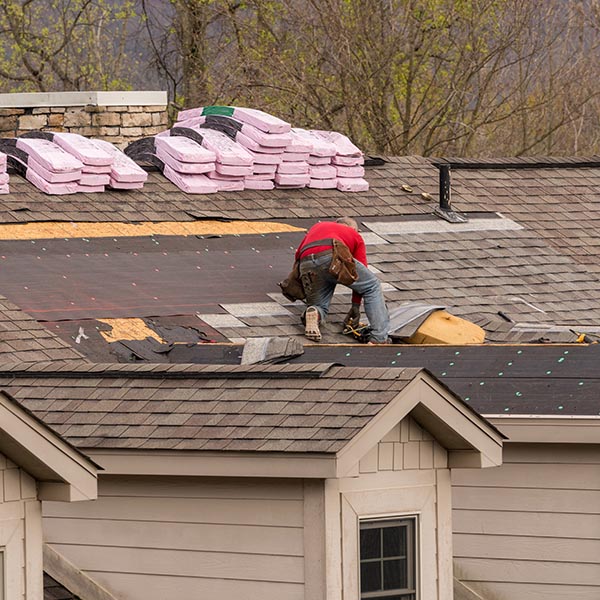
[177,105,291,134]
[0,152,8,194]
[125,136,217,194]
[0,137,81,194]
[90,139,148,189]
[1,132,147,194]
[51,132,113,191]
[20,131,108,192]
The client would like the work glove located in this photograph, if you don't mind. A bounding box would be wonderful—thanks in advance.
[343,303,361,329]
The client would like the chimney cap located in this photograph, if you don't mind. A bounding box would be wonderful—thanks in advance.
[0,90,167,108]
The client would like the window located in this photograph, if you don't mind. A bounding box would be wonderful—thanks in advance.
[359,517,417,600]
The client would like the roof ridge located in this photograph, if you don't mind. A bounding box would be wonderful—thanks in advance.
[0,361,337,379]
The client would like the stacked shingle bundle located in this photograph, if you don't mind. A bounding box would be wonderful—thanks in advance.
[290,128,368,191]
[171,105,369,192]
[7,137,83,194]
[0,132,147,194]
[91,139,148,190]
[126,135,217,193]
[0,152,8,194]
[51,132,113,192]
[316,130,367,192]
[174,109,292,191]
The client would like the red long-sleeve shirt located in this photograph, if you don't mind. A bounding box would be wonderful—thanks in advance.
[296,221,367,304]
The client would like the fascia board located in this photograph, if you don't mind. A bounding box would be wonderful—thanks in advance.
[486,415,600,443]
[87,450,337,479]
[0,392,97,500]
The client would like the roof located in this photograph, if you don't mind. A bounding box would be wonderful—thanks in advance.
[141,343,600,417]
[1,154,600,423]
[0,361,504,475]
[0,362,422,453]
[44,573,80,600]
[2,155,600,352]
[0,295,86,363]
[0,388,97,501]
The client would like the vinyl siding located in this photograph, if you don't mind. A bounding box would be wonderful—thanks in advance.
[43,475,305,600]
[452,443,600,600]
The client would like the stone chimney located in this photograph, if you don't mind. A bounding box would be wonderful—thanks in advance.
[0,91,168,147]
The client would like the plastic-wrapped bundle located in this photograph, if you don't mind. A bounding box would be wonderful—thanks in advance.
[20,131,110,192]
[177,105,291,134]
[90,139,148,189]
[0,138,80,194]
[290,129,337,158]
[308,129,369,190]
[0,152,9,194]
[277,161,309,175]
[171,126,253,175]
[124,137,217,194]
[154,135,216,175]
[274,172,310,188]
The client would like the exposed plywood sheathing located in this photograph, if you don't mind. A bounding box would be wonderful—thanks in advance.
[0,221,304,240]
[97,318,165,343]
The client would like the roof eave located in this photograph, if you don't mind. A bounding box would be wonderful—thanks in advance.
[86,448,338,479]
[486,414,600,444]
[0,391,98,501]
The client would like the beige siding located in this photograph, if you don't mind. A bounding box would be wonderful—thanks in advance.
[43,475,305,600]
[0,452,42,600]
[452,443,600,600]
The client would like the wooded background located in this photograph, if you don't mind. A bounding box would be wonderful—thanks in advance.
[1,0,600,157]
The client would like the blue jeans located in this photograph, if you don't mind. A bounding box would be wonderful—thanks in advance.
[299,253,390,342]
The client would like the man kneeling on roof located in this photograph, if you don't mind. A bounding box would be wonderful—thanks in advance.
[295,217,390,343]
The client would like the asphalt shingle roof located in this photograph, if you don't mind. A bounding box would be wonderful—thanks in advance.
[0,362,421,452]
[0,295,86,363]
[2,154,600,353]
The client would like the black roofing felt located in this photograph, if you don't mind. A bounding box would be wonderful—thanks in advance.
[0,233,301,320]
[166,343,600,416]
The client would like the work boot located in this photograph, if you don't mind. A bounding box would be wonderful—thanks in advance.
[304,306,321,342]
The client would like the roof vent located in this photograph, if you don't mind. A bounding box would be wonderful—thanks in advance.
[433,163,468,223]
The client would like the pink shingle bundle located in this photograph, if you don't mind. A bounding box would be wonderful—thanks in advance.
[52,132,114,192]
[124,136,215,194]
[0,132,148,194]
[0,152,8,194]
[309,130,368,191]
[12,138,82,194]
[91,139,148,189]
[177,106,291,134]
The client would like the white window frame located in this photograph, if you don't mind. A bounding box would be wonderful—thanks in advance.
[340,484,437,600]
[359,516,418,600]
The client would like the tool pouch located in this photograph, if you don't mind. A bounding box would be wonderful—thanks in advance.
[329,239,358,286]
[278,260,306,301]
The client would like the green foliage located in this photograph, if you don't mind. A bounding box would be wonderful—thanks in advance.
[0,0,141,91]
[3,0,600,156]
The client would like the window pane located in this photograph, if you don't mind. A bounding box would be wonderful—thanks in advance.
[360,561,382,593]
[360,528,381,559]
[383,526,406,557]
[383,558,407,590]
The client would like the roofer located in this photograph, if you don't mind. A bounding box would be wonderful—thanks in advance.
[295,217,390,343]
